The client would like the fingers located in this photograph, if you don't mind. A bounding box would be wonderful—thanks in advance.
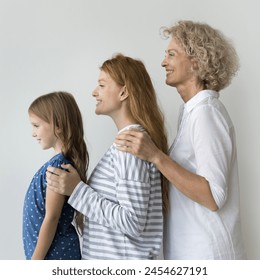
[115,130,140,149]
[61,164,74,173]
[47,166,62,176]
[47,164,74,176]
[46,169,59,187]
[114,138,134,151]
[46,170,59,183]
[116,144,130,153]
[46,166,63,192]
[46,170,65,195]
[115,139,139,158]
[117,129,142,139]
[115,131,139,146]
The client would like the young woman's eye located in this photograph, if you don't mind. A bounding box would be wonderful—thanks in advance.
[99,84,104,88]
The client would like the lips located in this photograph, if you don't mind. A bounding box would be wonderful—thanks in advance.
[166,70,174,75]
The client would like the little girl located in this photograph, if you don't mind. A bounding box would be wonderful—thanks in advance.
[23,91,89,260]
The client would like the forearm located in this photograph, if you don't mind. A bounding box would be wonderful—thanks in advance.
[69,181,149,237]
[31,217,59,260]
[153,150,218,211]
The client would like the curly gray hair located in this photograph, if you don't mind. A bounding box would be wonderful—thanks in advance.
[162,20,239,91]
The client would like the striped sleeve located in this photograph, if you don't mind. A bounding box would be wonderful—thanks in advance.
[68,149,152,238]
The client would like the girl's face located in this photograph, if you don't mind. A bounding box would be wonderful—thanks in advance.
[29,113,62,153]
[92,70,124,118]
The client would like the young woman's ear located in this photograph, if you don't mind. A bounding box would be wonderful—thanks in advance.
[119,86,129,101]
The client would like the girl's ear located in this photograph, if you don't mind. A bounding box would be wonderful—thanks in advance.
[119,86,129,101]
[54,125,62,137]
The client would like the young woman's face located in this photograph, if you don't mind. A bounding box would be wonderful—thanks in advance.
[29,113,61,153]
[92,70,124,118]
[161,38,195,89]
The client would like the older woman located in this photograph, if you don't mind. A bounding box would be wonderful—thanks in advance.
[115,20,246,259]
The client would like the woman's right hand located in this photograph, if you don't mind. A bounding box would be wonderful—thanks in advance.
[114,128,159,163]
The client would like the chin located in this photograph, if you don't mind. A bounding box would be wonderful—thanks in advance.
[40,145,50,150]
[165,80,175,87]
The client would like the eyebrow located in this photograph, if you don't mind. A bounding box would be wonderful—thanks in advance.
[30,121,39,125]
[165,48,178,53]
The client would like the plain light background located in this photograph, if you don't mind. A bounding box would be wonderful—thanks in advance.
[0,0,259,260]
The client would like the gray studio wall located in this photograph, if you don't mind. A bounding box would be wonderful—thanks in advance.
[0,0,259,259]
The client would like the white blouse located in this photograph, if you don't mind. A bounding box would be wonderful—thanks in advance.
[163,90,246,259]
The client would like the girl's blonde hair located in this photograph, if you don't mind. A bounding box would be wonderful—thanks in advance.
[101,54,169,212]
[28,91,89,233]
[162,20,239,91]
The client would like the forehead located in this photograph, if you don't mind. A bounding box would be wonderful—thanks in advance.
[98,70,113,82]
[166,38,184,53]
[29,112,48,125]
[29,112,41,122]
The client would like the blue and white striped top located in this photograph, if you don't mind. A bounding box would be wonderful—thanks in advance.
[69,124,163,259]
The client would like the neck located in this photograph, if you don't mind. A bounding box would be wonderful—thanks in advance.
[53,139,63,155]
[177,82,205,102]
[110,111,136,131]
[113,116,137,131]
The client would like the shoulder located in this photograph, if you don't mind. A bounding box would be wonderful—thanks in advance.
[112,146,152,182]
[48,153,72,168]
[191,97,232,127]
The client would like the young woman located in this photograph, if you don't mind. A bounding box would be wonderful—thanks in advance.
[23,91,89,260]
[46,54,168,259]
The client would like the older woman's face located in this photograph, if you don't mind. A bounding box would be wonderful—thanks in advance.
[161,38,196,91]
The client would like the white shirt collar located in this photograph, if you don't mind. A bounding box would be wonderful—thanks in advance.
[184,90,219,113]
